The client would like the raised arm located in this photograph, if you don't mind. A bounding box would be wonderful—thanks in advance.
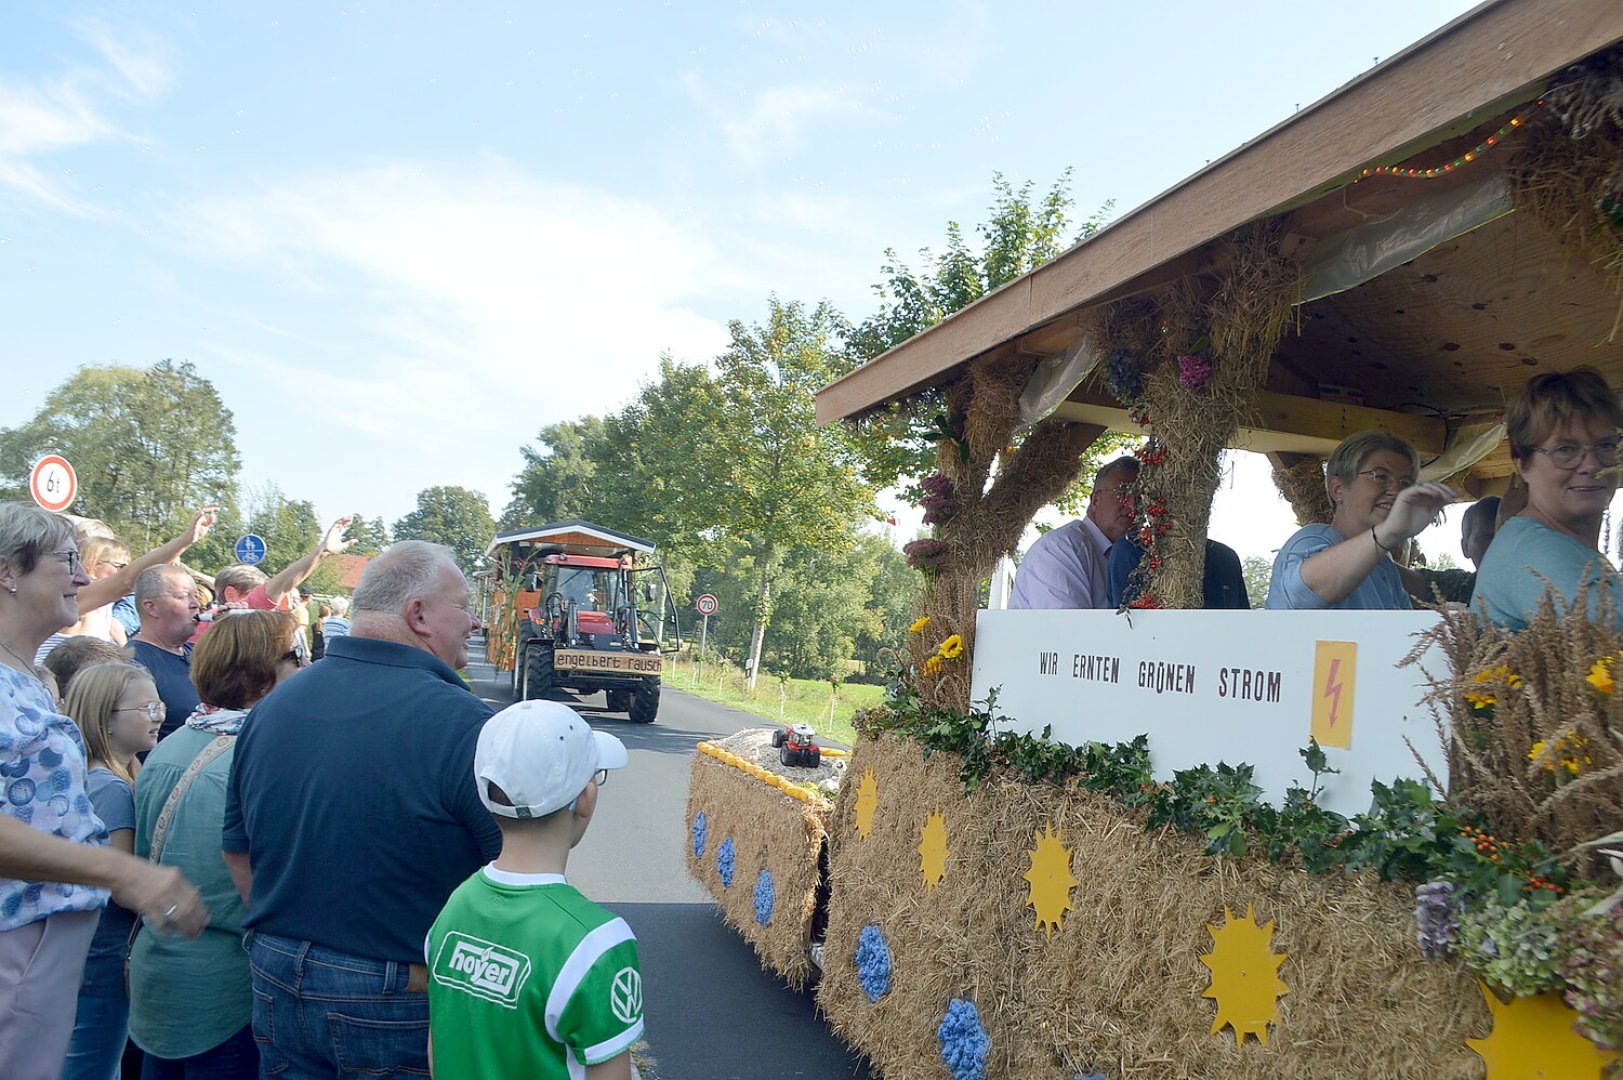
[1297,483,1457,606]
[78,506,218,610]
[262,516,355,606]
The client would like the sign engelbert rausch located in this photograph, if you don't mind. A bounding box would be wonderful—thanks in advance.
[970,608,1448,816]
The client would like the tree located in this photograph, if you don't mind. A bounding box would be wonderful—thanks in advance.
[0,360,241,548]
[393,486,497,578]
[502,417,609,528]
[242,484,321,577]
[1241,555,1273,608]
[346,514,391,556]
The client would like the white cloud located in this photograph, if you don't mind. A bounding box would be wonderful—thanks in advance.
[165,158,735,517]
[686,73,895,168]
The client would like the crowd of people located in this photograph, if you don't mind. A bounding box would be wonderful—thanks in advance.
[0,508,643,1079]
[1011,365,1623,628]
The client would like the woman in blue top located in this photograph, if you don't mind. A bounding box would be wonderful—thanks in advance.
[1266,430,1459,610]
[1475,367,1623,629]
[62,662,164,1080]
[0,502,207,1080]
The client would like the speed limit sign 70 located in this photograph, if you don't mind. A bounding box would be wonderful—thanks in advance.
[695,594,718,616]
[29,455,77,513]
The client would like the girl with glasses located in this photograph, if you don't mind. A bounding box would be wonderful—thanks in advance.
[61,662,164,1080]
[1476,366,1623,629]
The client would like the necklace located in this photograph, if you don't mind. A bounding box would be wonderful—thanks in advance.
[0,637,39,675]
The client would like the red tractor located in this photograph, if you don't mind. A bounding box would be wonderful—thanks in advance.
[771,723,822,768]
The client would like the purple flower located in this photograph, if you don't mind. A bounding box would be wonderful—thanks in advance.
[1413,880,1458,959]
[1177,354,1213,389]
[903,538,950,568]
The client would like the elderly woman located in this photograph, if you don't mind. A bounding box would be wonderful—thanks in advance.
[0,503,206,1080]
[1266,430,1459,610]
[130,611,305,1079]
[1475,367,1623,629]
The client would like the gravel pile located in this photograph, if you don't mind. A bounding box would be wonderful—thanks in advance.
[711,726,851,796]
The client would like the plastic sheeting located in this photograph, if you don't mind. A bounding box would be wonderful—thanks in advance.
[1300,174,1514,303]
[1018,331,1099,428]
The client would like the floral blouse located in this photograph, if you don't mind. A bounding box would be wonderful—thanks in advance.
[0,665,108,929]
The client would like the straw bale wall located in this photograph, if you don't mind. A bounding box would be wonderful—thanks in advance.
[685,751,832,990]
[813,733,1602,1080]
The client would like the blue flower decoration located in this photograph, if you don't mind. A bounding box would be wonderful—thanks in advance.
[1074,1074,1110,1080]
[692,811,707,859]
[938,998,989,1080]
[717,837,735,886]
[855,924,891,1002]
[753,870,774,925]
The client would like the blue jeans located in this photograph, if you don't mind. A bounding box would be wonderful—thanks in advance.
[141,1022,259,1079]
[247,934,429,1079]
[63,992,130,1080]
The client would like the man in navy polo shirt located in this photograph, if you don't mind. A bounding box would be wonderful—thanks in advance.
[223,540,497,1078]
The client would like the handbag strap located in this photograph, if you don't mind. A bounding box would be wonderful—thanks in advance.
[149,734,234,865]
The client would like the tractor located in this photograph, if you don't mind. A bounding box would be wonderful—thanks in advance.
[771,723,822,768]
[484,521,681,723]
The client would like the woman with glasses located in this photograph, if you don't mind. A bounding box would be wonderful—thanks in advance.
[61,662,165,1079]
[1475,367,1623,630]
[1266,430,1459,610]
[0,502,205,1080]
[129,611,304,1079]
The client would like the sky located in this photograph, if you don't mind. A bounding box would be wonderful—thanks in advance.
[0,0,1493,563]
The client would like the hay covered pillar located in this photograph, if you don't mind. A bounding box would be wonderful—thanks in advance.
[1109,225,1304,609]
[1268,451,1335,527]
[906,348,1104,712]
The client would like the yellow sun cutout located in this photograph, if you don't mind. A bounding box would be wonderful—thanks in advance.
[853,766,878,839]
[1200,904,1288,1047]
[1021,822,1077,937]
[1467,983,1618,1079]
[918,809,949,890]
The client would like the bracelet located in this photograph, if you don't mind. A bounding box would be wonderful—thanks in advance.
[1370,526,1397,553]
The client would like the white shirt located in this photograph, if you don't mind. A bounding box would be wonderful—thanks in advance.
[1009,517,1114,609]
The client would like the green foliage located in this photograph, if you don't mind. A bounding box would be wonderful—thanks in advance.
[392,486,497,578]
[1457,898,1567,996]
[346,514,391,556]
[0,360,241,550]
[1240,554,1272,608]
[502,417,608,529]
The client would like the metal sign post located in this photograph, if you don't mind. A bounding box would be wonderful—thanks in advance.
[694,594,718,683]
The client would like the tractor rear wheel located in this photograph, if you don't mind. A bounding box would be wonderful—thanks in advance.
[804,746,821,768]
[629,678,660,723]
[523,647,556,701]
[605,689,632,713]
[780,745,798,768]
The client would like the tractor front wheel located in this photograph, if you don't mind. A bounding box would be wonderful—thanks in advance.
[523,647,556,702]
[605,688,632,713]
[629,678,660,723]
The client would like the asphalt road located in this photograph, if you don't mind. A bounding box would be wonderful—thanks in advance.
[467,645,873,1080]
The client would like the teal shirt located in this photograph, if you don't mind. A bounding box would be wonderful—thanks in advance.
[128,725,251,1059]
[1474,515,1623,630]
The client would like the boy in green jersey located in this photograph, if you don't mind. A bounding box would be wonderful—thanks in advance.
[427,700,641,1079]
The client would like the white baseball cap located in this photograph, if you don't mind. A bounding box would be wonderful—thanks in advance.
[474,700,628,819]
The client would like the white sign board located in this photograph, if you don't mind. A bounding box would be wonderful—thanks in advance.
[29,454,77,513]
[969,609,1450,816]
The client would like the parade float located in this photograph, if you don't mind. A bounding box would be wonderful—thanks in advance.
[687,2,1623,1075]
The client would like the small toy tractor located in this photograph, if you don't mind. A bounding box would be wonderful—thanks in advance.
[771,723,821,768]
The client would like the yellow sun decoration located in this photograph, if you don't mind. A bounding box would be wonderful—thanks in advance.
[852,767,878,840]
[1199,904,1289,1047]
[918,809,949,890]
[1021,822,1077,938]
[1467,982,1618,1079]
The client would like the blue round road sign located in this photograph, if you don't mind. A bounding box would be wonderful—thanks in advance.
[234,534,267,565]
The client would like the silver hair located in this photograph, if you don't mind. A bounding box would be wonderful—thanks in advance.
[1324,430,1419,499]
[0,502,76,578]
[135,563,193,608]
[352,540,461,615]
[213,563,270,597]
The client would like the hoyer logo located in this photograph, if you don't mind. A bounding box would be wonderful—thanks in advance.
[431,932,532,1008]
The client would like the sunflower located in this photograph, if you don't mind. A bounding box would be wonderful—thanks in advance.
[938,634,965,660]
[909,615,931,635]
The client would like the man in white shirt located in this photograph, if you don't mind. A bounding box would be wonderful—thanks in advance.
[1009,455,1140,609]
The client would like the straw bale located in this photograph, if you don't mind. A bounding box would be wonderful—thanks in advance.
[1271,455,1335,527]
[686,750,831,990]
[818,734,1535,1079]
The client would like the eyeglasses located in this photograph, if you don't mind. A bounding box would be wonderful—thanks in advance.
[592,768,609,788]
[1356,469,1415,491]
[280,650,307,669]
[115,702,164,722]
[1532,439,1620,470]
[51,550,85,574]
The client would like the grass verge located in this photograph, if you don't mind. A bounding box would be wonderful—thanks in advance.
[662,657,881,747]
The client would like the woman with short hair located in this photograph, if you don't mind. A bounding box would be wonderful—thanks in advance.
[1475,367,1623,629]
[129,610,304,1079]
[0,502,205,1080]
[1266,429,1458,609]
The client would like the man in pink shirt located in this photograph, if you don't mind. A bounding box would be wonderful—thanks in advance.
[203,518,355,640]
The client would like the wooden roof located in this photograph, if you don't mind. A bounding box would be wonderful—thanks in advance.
[816,0,1623,483]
